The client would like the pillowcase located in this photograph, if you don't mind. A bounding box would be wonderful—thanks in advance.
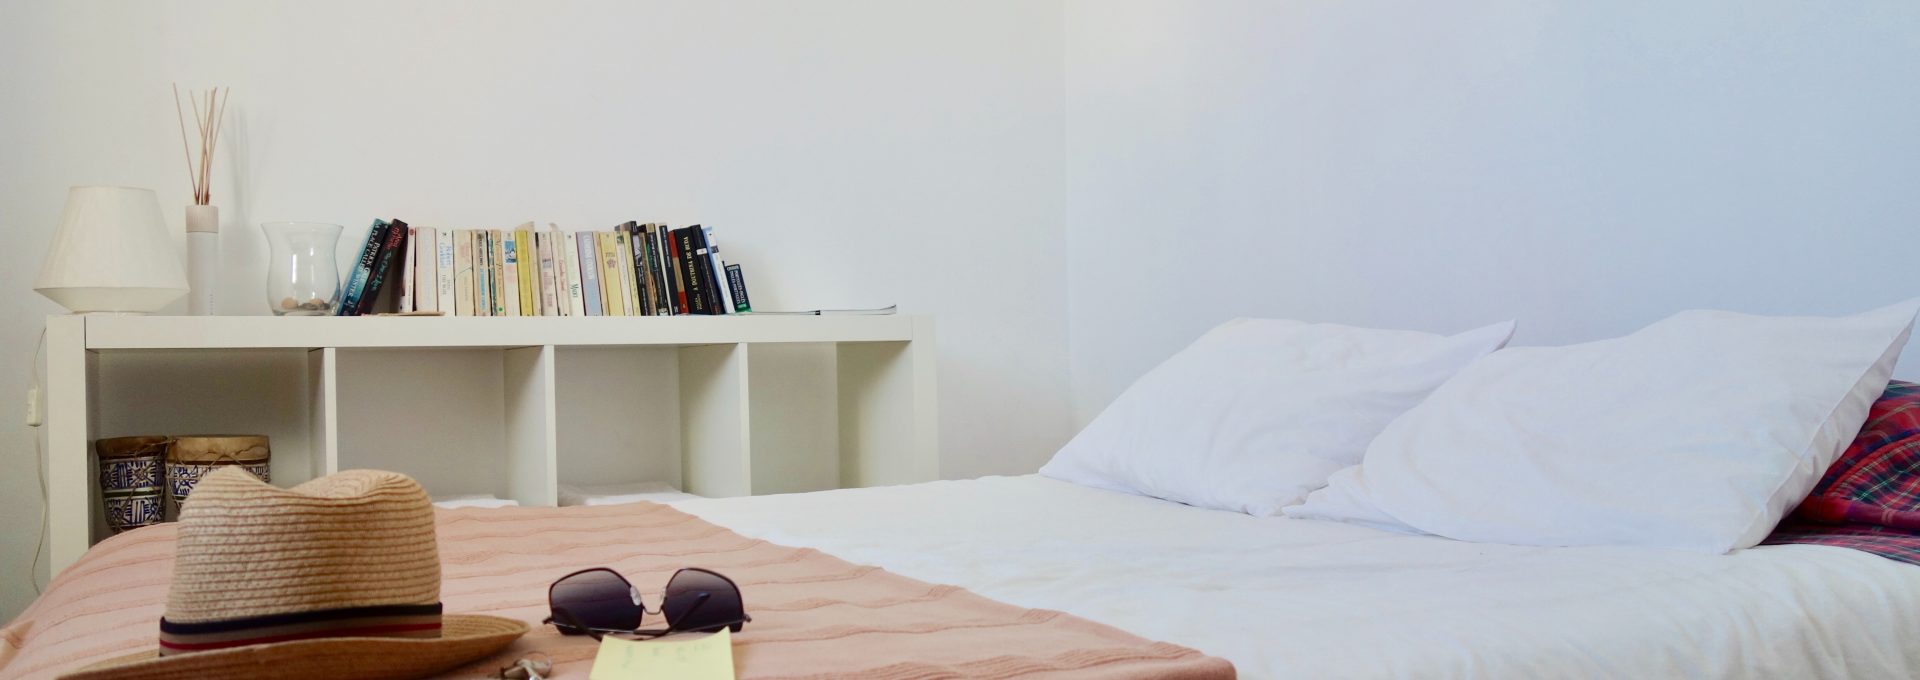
[1790,380,1920,531]
[1039,317,1515,515]
[1287,300,1920,553]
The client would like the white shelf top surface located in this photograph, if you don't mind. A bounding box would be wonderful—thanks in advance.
[75,314,921,350]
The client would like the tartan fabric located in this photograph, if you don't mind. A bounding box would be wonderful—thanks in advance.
[1763,380,1920,565]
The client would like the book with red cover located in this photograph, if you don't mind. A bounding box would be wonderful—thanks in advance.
[665,228,692,314]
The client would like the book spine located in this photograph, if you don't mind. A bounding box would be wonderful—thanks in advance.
[482,230,497,316]
[633,225,656,316]
[556,227,582,316]
[502,233,522,317]
[470,231,484,316]
[453,230,474,316]
[336,219,389,315]
[701,226,733,315]
[666,229,692,314]
[683,225,713,314]
[537,232,560,316]
[593,231,623,316]
[398,225,418,312]
[413,227,438,313]
[613,227,638,316]
[480,226,495,315]
[637,225,660,316]
[660,227,680,314]
[516,227,536,316]
[619,223,645,316]
[499,226,514,315]
[613,224,632,315]
[560,228,585,316]
[641,224,667,315]
[698,229,721,315]
[544,230,564,316]
[357,219,409,315]
[674,227,710,315]
[531,229,545,315]
[577,231,604,315]
[479,230,494,316]
[656,225,680,315]
[725,263,752,313]
[435,229,456,314]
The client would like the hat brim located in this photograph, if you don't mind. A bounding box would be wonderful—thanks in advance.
[58,614,529,680]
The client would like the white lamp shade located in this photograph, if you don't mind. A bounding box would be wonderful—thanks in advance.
[34,186,189,314]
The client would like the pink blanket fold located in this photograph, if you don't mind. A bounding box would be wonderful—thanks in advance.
[3,502,1235,679]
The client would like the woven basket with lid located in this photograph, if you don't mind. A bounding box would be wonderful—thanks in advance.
[96,435,169,533]
[167,435,270,515]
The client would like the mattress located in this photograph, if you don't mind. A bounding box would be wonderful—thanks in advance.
[677,475,1920,679]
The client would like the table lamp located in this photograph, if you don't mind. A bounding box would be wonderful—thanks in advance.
[34,186,189,314]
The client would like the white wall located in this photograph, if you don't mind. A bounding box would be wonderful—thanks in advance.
[0,0,1071,620]
[9,0,1919,625]
[1065,1,1920,421]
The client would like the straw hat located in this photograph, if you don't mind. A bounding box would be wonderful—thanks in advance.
[62,468,527,680]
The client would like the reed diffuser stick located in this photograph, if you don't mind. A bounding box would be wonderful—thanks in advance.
[172,84,229,206]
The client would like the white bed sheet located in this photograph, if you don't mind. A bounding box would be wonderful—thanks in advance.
[677,475,1920,679]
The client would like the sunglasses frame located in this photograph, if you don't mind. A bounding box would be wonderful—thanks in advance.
[544,566,751,640]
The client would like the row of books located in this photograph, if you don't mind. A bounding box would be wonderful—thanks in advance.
[336,219,753,316]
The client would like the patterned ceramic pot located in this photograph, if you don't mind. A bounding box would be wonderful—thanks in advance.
[95,436,169,534]
[167,435,271,519]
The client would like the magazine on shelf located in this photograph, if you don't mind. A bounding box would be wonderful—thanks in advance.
[746,305,897,316]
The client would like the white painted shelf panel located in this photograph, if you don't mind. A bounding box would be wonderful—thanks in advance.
[42,314,937,578]
[81,315,916,350]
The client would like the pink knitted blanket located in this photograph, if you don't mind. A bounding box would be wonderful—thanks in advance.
[3,502,1234,679]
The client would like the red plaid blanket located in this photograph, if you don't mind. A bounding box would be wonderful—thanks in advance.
[1764,380,1920,565]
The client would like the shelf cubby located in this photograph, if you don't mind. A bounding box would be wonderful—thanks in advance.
[554,346,683,494]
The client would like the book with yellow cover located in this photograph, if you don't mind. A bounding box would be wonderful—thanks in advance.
[596,231,627,316]
[516,225,537,316]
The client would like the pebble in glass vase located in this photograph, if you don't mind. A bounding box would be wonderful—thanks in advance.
[262,222,343,316]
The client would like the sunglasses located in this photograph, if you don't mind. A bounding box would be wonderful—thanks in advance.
[543,567,750,640]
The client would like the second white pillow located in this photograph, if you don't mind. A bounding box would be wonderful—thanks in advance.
[1040,317,1515,515]
[1288,300,1919,553]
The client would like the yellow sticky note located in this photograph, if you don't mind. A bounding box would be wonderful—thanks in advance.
[589,628,736,680]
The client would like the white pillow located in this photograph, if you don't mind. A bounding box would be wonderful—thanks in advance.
[1040,318,1515,515]
[1287,300,1919,553]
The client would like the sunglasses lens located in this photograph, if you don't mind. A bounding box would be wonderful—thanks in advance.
[663,568,746,633]
[550,568,643,632]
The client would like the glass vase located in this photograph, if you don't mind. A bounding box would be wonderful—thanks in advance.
[262,222,343,316]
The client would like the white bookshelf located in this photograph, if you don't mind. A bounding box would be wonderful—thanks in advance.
[42,314,937,575]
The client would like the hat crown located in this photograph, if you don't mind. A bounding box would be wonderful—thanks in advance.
[164,468,442,624]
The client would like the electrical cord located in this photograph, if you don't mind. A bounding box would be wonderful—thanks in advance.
[29,328,47,595]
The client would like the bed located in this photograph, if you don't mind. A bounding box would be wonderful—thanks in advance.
[679,476,1920,679]
[10,474,1918,679]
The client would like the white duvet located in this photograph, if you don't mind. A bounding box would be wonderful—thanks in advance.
[678,475,1920,679]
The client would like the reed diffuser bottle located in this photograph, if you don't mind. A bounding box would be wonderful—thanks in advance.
[173,84,228,316]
